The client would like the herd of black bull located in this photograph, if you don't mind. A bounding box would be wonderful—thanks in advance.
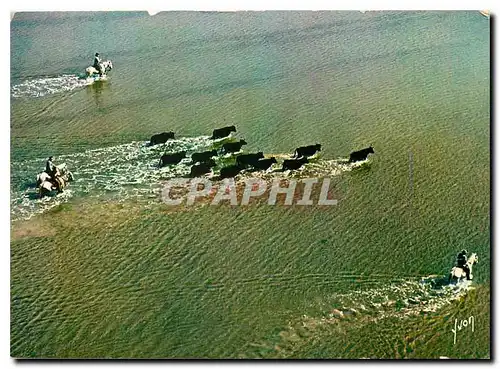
[149,126,375,178]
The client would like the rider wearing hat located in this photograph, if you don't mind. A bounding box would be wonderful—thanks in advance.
[93,52,103,75]
[456,249,471,280]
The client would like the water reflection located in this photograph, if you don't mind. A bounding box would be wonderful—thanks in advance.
[86,80,110,107]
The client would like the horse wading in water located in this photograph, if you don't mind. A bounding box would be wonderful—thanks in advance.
[449,253,478,283]
[37,163,74,198]
[86,60,113,77]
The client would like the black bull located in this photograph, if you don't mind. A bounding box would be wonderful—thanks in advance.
[349,146,374,162]
[211,125,236,139]
[150,132,175,146]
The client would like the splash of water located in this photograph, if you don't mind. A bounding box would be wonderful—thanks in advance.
[333,275,474,318]
[11,137,369,221]
[10,189,74,221]
[11,136,222,220]
[244,274,475,358]
[11,74,95,98]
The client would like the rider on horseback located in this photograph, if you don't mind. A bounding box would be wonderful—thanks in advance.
[40,156,73,195]
[456,249,471,280]
[93,52,103,76]
[45,156,58,178]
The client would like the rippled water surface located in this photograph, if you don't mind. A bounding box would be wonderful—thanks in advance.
[11,11,490,358]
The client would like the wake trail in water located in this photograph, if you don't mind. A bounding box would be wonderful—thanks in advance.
[248,275,475,358]
[11,74,95,98]
[11,136,223,220]
[333,275,474,317]
[10,135,370,221]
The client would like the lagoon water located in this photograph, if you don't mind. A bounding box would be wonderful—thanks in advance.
[10,11,490,358]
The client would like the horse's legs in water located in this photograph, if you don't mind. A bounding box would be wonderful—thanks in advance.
[39,182,51,198]
[52,177,61,193]
[56,181,64,193]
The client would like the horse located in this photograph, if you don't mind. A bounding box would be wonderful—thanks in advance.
[56,163,73,178]
[37,163,74,198]
[36,172,51,187]
[38,173,71,197]
[39,179,55,198]
[85,60,113,77]
[449,253,478,283]
[53,164,74,192]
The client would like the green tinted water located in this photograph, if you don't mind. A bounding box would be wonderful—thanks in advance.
[11,11,490,358]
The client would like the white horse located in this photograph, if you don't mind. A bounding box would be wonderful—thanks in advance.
[36,163,74,198]
[39,178,56,197]
[449,253,478,283]
[85,60,113,77]
[36,172,51,187]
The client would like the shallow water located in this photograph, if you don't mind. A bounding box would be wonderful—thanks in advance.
[10,11,490,358]
[10,134,367,220]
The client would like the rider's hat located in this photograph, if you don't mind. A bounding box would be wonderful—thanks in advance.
[460,249,468,254]
[95,52,99,56]
[49,156,53,160]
